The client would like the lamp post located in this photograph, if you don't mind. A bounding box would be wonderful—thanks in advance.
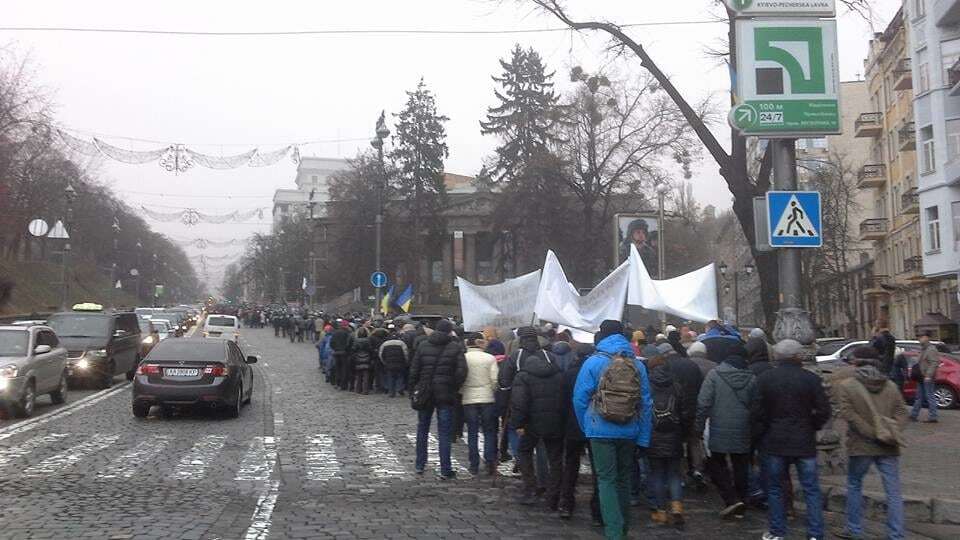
[60,183,76,310]
[134,240,142,304]
[719,261,755,327]
[370,111,390,316]
[655,183,670,325]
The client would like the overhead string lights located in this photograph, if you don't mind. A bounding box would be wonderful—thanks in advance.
[56,129,300,173]
[140,206,265,225]
[176,238,245,249]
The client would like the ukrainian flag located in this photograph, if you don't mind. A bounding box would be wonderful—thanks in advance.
[380,285,394,315]
[395,284,414,313]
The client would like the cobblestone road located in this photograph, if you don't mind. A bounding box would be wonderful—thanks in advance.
[0,326,910,539]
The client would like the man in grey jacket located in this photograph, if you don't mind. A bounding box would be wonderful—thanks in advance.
[909,332,941,423]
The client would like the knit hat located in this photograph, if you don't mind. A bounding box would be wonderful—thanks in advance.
[687,341,707,357]
[664,324,678,334]
[773,339,803,362]
[517,326,539,339]
[641,344,661,360]
[656,343,675,356]
[749,328,768,340]
[596,320,624,343]
[435,319,454,335]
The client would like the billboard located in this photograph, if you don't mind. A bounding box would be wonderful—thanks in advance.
[614,213,659,276]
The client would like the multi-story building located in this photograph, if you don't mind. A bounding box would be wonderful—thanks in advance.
[906,0,960,341]
[855,7,955,340]
[271,157,350,227]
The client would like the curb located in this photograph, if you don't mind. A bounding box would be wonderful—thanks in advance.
[816,479,960,526]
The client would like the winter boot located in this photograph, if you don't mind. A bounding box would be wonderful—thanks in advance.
[670,501,685,530]
[650,510,668,525]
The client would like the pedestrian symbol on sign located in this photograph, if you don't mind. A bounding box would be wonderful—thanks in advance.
[775,197,818,238]
[767,191,822,248]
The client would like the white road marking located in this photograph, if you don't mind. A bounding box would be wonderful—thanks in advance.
[242,479,280,540]
[235,436,277,481]
[98,435,172,479]
[406,433,469,475]
[0,383,131,441]
[22,434,121,476]
[305,434,341,481]
[358,433,406,479]
[0,433,69,468]
[172,434,227,480]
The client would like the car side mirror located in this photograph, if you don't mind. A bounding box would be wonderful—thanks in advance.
[34,344,52,355]
[245,355,259,364]
[113,330,126,338]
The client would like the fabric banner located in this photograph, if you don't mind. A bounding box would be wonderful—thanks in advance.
[627,244,719,323]
[534,251,630,332]
[456,270,541,332]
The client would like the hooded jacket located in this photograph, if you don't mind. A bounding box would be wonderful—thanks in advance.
[664,352,703,420]
[572,333,653,447]
[352,338,373,371]
[745,336,773,378]
[667,330,688,358]
[461,347,499,406]
[836,366,907,457]
[562,355,587,441]
[753,362,831,457]
[696,357,756,454]
[408,331,468,407]
[647,363,693,458]
[329,328,353,354]
[509,349,565,437]
[550,341,577,373]
[379,338,409,372]
[918,342,942,379]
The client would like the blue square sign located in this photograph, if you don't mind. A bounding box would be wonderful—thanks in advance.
[766,191,822,248]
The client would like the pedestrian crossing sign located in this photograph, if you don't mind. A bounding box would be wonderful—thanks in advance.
[766,191,822,248]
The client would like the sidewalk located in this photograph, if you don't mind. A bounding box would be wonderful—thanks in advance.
[818,409,960,538]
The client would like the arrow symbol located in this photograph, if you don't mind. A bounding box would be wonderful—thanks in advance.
[737,107,753,124]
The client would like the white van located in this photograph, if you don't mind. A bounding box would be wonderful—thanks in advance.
[203,315,240,341]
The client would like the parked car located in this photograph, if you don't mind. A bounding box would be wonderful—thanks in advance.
[132,338,256,418]
[203,315,240,341]
[138,317,159,359]
[45,310,142,388]
[816,337,855,357]
[900,350,960,410]
[0,325,69,417]
[817,339,950,363]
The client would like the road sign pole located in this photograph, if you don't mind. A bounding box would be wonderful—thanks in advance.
[771,139,816,349]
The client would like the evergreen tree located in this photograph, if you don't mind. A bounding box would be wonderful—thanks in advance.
[389,78,449,300]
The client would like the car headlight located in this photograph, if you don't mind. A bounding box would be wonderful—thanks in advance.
[142,336,155,345]
[88,349,107,358]
[0,364,18,378]
[76,358,90,370]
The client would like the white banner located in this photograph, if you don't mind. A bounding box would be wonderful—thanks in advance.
[456,270,541,332]
[627,245,719,323]
[534,251,630,332]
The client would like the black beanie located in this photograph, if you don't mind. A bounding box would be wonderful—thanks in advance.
[435,319,454,334]
[596,320,624,343]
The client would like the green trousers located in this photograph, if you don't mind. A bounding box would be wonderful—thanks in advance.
[590,438,635,540]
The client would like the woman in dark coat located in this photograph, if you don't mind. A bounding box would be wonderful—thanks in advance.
[646,355,693,530]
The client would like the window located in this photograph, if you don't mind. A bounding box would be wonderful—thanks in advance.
[927,206,942,251]
[921,125,936,174]
[953,201,960,248]
[915,0,926,18]
[942,39,960,86]
[947,119,960,163]
[919,62,931,93]
[36,330,58,348]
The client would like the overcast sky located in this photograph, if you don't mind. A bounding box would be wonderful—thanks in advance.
[3,0,901,287]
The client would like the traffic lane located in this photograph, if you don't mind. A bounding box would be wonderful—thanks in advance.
[0,359,273,539]
[239,328,773,539]
[0,377,114,427]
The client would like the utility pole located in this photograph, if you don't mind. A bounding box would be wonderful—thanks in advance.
[656,183,669,326]
[370,111,390,317]
[60,183,76,311]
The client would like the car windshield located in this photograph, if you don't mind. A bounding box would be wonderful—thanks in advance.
[153,321,170,331]
[45,314,110,338]
[816,340,849,356]
[207,316,236,327]
[148,340,226,361]
[138,319,153,333]
[0,331,29,356]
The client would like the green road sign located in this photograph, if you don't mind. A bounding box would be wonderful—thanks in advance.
[731,19,841,137]
[724,0,836,17]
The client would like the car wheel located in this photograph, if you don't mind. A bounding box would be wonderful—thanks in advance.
[225,383,242,419]
[50,372,68,405]
[132,401,151,418]
[126,356,140,381]
[96,361,115,390]
[934,384,957,410]
[14,380,36,418]
[242,379,252,406]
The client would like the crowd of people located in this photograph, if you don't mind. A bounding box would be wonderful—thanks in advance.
[233,305,938,540]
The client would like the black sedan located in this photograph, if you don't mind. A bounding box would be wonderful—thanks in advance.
[132,338,256,419]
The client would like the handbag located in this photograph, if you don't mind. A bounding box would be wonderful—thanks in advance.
[851,379,906,449]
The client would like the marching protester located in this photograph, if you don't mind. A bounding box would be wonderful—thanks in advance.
[910,331,941,423]
[351,336,374,395]
[558,340,599,521]
[658,341,706,493]
[753,339,831,540]
[330,320,353,391]
[573,320,652,540]
[461,335,499,476]
[379,333,409,398]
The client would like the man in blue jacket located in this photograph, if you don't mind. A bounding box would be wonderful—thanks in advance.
[573,320,653,540]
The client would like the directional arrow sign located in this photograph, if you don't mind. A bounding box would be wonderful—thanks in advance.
[370,271,387,289]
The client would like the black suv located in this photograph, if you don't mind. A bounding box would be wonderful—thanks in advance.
[45,311,142,388]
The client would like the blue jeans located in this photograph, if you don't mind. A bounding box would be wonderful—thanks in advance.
[846,456,904,540]
[385,370,405,396]
[506,425,519,457]
[764,455,823,539]
[910,379,939,420]
[416,405,453,475]
[463,403,498,471]
[631,451,655,508]
[647,457,683,509]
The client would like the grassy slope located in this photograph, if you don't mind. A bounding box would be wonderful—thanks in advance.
[0,258,141,316]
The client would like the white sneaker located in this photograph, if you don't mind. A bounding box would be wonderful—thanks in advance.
[761,533,784,540]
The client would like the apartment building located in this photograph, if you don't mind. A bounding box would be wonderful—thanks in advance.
[855,7,956,340]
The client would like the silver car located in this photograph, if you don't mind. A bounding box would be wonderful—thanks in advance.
[0,325,69,417]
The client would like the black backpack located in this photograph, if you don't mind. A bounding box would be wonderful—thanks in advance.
[652,389,680,432]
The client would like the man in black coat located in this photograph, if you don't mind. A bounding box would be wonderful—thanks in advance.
[408,319,467,479]
[657,342,707,490]
[510,335,564,507]
[753,340,831,540]
[558,350,602,522]
[329,322,353,391]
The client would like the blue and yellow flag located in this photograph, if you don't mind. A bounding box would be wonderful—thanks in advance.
[380,285,394,315]
[395,284,414,313]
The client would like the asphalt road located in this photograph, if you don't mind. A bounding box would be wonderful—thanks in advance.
[0,326,908,539]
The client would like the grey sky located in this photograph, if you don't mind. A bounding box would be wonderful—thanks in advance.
[3,0,901,286]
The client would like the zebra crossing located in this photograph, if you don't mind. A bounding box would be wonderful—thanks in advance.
[0,430,583,484]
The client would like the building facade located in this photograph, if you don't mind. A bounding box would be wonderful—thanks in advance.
[271,157,350,227]
[856,7,956,341]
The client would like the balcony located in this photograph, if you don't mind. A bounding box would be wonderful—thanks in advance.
[859,218,889,241]
[936,0,960,27]
[857,164,886,189]
[862,275,891,298]
[903,255,923,274]
[898,121,916,152]
[893,58,913,90]
[854,112,883,138]
[951,58,960,97]
[901,188,919,214]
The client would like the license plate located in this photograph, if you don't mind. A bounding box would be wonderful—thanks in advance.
[164,368,200,377]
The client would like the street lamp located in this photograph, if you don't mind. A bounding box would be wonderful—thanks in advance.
[370,110,390,317]
[719,261,755,327]
[60,183,76,310]
[655,182,670,325]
